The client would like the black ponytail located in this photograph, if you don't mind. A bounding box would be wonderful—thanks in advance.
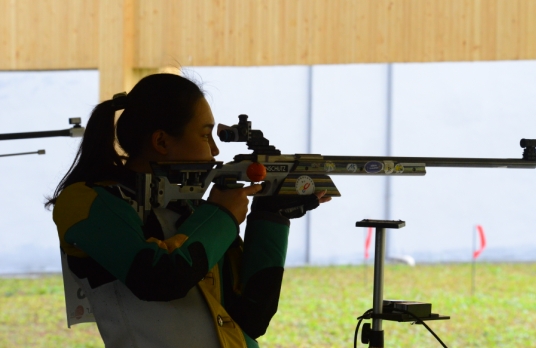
[45,73,203,209]
[45,100,124,208]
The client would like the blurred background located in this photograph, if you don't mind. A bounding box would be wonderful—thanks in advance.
[1,60,535,274]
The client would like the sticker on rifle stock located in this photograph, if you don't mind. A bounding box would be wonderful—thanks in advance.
[295,175,315,195]
[364,161,384,174]
[324,161,336,172]
[265,165,289,172]
[384,161,394,174]
[346,163,358,173]
[395,164,404,173]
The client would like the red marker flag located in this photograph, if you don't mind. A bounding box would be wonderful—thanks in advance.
[473,225,487,259]
[365,227,373,259]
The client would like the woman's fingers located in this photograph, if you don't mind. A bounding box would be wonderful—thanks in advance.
[315,190,332,204]
[319,196,332,203]
[208,184,331,224]
[243,184,263,195]
[207,184,263,224]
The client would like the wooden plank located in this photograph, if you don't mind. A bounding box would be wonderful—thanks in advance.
[470,0,482,61]
[0,0,15,69]
[99,0,133,100]
[387,0,408,62]
[65,1,99,67]
[480,0,498,60]
[356,0,370,62]
[526,0,536,59]
[11,0,38,69]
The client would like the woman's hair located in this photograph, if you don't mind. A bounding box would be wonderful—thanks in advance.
[45,73,204,208]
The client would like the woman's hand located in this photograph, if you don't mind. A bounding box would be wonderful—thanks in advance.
[207,184,263,224]
[251,190,332,219]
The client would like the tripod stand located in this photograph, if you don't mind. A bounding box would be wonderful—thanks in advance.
[355,219,450,347]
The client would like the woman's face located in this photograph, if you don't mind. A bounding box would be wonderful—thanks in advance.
[163,97,220,162]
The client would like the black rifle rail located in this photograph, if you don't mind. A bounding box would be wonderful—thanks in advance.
[295,156,536,169]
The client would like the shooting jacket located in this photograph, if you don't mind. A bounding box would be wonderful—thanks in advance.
[53,178,290,348]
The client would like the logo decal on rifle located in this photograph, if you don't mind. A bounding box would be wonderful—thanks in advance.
[395,164,404,173]
[324,161,336,172]
[346,163,358,173]
[265,165,289,172]
[295,176,315,195]
[384,161,394,174]
[364,161,384,174]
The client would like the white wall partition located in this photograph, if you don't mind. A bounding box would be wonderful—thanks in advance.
[307,64,390,265]
[1,61,536,274]
[389,61,536,262]
[0,71,99,274]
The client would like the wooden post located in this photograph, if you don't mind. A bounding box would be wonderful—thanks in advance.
[98,0,157,101]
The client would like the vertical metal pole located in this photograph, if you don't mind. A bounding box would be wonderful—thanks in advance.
[305,65,313,264]
[372,227,386,332]
[384,64,394,259]
[364,229,368,286]
[471,226,476,296]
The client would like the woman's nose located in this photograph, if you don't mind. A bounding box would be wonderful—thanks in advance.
[210,138,220,157]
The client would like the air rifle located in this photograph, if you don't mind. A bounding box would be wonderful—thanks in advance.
[0,118,84,158]
[0,117,84,141]
[132,114,536,222]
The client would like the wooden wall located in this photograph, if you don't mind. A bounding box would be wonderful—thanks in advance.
[1,0,535,99]
[137,0,536,67]
[0,0,99,70]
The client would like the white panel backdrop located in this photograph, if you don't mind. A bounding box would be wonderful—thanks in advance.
[0,71,99,273]
[308,64,389,265]
[1,61,535,274]
[389,61,536,262]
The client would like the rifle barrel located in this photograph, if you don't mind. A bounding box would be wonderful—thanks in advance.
[324,156,535,169]
[0,129,71,140]
[285,155,535,176]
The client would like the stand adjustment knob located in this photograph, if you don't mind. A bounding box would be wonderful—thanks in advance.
[361,323,371,344]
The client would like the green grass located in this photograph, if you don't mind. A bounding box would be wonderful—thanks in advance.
[1,263,535,347]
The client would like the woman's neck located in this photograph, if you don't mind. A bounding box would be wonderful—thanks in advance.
[125,157,153,174]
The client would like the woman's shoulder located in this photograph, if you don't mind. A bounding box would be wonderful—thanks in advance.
[53,181,130,220]
[56,181,120,204]
[56,182,99,206]
[53,181,142,238]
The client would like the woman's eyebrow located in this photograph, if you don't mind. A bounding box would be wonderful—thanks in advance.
[203,124,215,129]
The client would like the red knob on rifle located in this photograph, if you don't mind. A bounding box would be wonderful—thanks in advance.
[247,162,267,182]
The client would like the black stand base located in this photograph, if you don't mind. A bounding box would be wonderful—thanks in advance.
[361,324,384,347]
[355,219,449,347]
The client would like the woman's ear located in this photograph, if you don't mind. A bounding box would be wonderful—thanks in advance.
[151,130,169,155]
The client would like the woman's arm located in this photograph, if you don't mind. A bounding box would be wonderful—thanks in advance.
[225,211,290,339]
[54,182,238,301]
